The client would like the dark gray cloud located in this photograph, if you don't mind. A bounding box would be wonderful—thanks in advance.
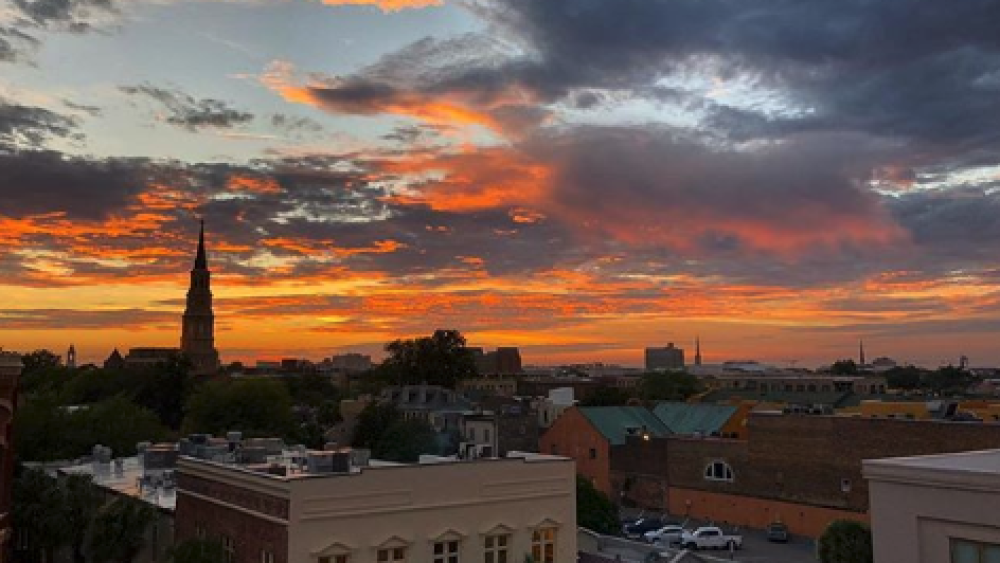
[120,84,254,131]
[0,26,40,62]
[269,114,323,138]
[12,0,115,30]
[0,99,79,149]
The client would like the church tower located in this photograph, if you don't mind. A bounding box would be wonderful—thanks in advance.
[67,344,76,369]
[181,220,220,375]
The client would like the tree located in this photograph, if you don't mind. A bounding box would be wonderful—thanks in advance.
[133,355,195,430]
[817,520,873,563]
[576,476,619,535]
[924,365,977,396]
[638,371,701,402]
[830,360,859,375]
[182,378,295,438]
[284,372,341,408]
[12,468,70,563]
[85,496,158,563]
[379,329,478,388]
[372,419,439,462]
[169,538,227,563]
[21,349,61,375]
[884,366,925,391]
[352,403,402,449]
[580,386,633,407]
[63,474,104,563]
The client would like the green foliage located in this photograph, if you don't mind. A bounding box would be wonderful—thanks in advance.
[379,329,478,389]
[21,349,61,375]
[580,386,634,407]
[638,371,701,401]
[169,538,227,563]
[352,402,403,448]
[576,475,620,535]
[924,365,977,395]
[13,468,71,563]
[132,355,195,429]
[884,366,924,390]
[372,418,439,462]
[15,395,170,462]
[830,360,859,375]
[63,473,106,563]
[85,496,158,563]
[182,378,295,438]
[283,372,341,407]
[817,520,873,563]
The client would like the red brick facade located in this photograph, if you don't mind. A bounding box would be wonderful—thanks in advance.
[540,408,612,495]
[175,474,289,563]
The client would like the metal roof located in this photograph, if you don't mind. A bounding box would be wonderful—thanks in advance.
[653,402,738,435]
[578,406,672,445]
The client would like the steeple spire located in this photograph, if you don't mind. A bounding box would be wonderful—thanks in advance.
[194,219,207,270]
[859,339,866,366]
[695,336,702,366]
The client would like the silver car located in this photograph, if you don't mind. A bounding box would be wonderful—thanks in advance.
[644,524,686,546]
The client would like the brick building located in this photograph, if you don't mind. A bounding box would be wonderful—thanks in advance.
[176,451,577,563]
[611,412,1000,537]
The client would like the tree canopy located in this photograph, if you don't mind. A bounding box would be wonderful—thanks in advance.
[85,496,158,563]
[182,378,295,438]
[818,520,873,563]
[379,329,478,388]
[638,371,701,401]
[576,476,619,535]
[830,360,859,375]
[169,538,227,563]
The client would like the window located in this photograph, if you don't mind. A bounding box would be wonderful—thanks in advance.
[484,429,491,443]
[261,550,275,563]
[484,534,509,563]
[432,540,459,563]
[222,535,235,563]
[195,524,206,539]
[951,538,1000,563]
[469,428,476,441]
[531,528,556,563]
[704,461,735,482]
[377,548,406,563]
[589,448,597,460]
[318,556,349,563]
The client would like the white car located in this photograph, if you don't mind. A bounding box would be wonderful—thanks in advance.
[644,524,686,545]
[679,526,743,550]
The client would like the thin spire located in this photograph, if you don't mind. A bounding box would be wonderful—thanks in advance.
[859,339,866,366]
[695,336,702,366]
[194,219,207,270]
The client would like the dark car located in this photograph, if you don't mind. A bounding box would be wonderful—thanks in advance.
[624,517,664,539]
[766,522,790,543]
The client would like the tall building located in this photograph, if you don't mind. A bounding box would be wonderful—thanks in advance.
[645,343,685,371]
[181,220,220,375]
[0,350,23,562]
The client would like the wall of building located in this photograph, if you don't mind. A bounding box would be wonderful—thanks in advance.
[540,408,611,495]
[666,487,868,538]
[287,457,577,563]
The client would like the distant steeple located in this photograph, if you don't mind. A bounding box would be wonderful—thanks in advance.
[695,336,702,366]
[859,339,866,366]
[67,344,77,369]
[194,219,207,270]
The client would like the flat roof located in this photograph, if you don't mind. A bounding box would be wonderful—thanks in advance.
[58,456,176,511]
[864,449,1000,491]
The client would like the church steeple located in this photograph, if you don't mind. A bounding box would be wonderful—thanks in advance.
[859,339,866,366]
[694,336,702,366]
[181,220,219,375]
[194,219,207,270]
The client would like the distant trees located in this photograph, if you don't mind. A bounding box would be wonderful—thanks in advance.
[379,329,478,389]
[580,386,634,407]
[883,366,923,390]
[85,496,158,563]
[21,349,61,375]
[830,360,859,375]
[638,371,701,401]
[351,402,439,461]
[182,379,295,438]
[817,520,873,563]
[576,476,619,535]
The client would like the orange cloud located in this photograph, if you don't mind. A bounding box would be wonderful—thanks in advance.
[319,0,442,12]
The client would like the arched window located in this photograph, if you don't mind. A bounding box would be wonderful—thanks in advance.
[704,461,735,483]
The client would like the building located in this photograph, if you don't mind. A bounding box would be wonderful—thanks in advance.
[103,348,125,370]
[458,376,518,398]
[0,350,22,561]
[471,347,523,375]
[326,353,373,374]
[180,220,220,375]
[645,344,685,371]
[537,387,576,429]
[610,412,1000,538]
[66,344,77,369]
[865,449,1000,563]
[380,385,474,432]
[175,450,577,563]
[124,347,181,369]
[540,406,671,497]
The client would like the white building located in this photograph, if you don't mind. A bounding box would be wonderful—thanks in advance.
[865,449,1000,563]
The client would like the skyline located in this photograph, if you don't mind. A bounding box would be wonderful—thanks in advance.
[3,0,1000,367]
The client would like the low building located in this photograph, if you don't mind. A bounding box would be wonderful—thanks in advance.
[124,347,182,369]
[175,450,577,563]
[645,344,685,371]
[458,376,518,398]
[537,387,576,429]
[865,449,1000,563]
[380,385,473,434]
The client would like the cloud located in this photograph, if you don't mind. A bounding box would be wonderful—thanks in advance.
[319,0,442,11]
[120,84,254,131]
[0,99,79,149]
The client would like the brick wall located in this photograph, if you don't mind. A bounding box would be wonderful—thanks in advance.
[540,408,612,495]
[176,474,289,563]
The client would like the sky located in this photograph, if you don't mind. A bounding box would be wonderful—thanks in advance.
[3,0,1000,367]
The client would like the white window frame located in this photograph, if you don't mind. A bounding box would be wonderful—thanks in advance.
[432,539,460,563]
[376,547,406,563]
[484,534,509,563]
[261,549,275,563]
[704,460,735,483]
[531,528,557,563]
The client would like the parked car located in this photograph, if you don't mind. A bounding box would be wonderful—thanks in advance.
[679,526,743,550]
[644,524,686,545]
[623,517,664,539]
[766,522,790,543]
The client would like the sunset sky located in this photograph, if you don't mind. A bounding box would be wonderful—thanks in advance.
[3,0,1000,367]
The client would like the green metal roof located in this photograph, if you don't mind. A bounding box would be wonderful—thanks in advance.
[652,402,738,435]
[578,406,672,445]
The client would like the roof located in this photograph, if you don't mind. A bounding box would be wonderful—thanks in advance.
[653,402,737,435]
[863,448,1000,492]
[579,406,671,445]
[698,389,855,408]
